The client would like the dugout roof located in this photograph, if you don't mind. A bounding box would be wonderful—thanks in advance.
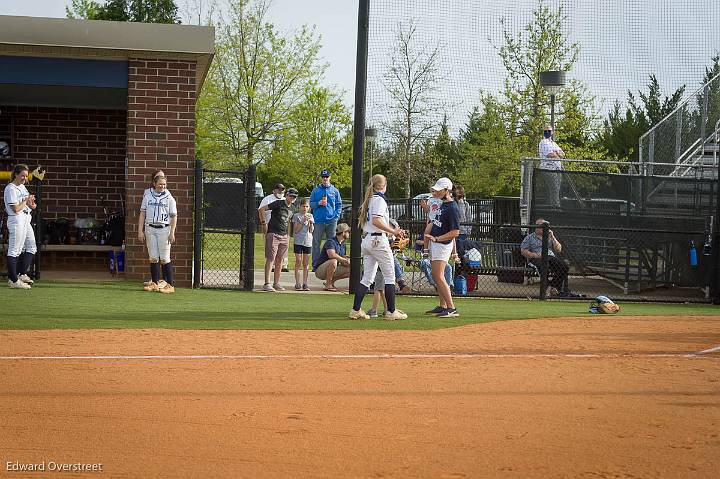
[0,15,214,109]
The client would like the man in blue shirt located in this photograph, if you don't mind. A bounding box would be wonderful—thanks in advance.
[521,218,570,296]
[309,169,343,268]
[313,222,351,291]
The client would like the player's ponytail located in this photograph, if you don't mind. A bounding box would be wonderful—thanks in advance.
[358,174,386,228]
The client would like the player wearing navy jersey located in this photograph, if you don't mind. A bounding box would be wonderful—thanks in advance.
[423,177,461,317]
[4,164,37,289]
[349,174,407,321]
[138,174,177,293]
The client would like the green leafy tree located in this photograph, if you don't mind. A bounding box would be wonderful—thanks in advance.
[598,74,685,162]
[66,0,179,23]
[456,1,598,196]
[196,0,323,168]
[260,83,353,195]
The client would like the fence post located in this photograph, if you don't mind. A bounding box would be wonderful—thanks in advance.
[701,84,709,144]
[539,223,549,300]
[675,110,682,163]
[193,159,203,288]
[244,164,256,291]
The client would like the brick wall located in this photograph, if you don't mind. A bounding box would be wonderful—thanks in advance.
[125,58,197,287]
[3,106,127,220]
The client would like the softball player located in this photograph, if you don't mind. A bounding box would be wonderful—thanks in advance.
[349,174,407,321]
[424,177,461,317]
[4,164,37,289]
[138,174,177,293]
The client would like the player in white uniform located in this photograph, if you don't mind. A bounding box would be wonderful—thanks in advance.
[138,174,177,293]
[4,164,37,289]
[349,174,408,320]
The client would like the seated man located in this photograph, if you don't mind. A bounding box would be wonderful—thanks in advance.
[313,222,351,291]
[520,218,571,296]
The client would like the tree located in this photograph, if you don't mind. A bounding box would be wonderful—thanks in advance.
[598,75,685,162]
[196,0,323,168]
[260,83,353,194]
[66,0,180,23]
[381,21,445,198]
[456,1,598,196]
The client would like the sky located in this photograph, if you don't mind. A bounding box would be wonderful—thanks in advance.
[0,0,360,106]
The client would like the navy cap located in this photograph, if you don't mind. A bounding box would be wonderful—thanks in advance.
[320,169,331,177]
[286,188,299,197]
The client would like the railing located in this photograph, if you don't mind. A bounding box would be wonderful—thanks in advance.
[639,71,720,171]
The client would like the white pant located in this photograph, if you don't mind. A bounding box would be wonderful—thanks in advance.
[360,234,395,287]
[7,213,37,257]
[145,225,171,263]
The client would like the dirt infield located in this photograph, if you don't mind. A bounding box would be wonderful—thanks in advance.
[1,316,719,478]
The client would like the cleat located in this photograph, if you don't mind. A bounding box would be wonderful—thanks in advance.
[366,308,378,318]
[262,283,276,292]
[425,306,445,315]
[159,284,175,294]
[18,274,34,285]
[8,279,31,290]
[348,309,370,320]
[143,281,159,292]
[384,309,408,321]
[436,308,460,318]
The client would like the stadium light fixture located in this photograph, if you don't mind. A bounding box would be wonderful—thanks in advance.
[539,70,567,133]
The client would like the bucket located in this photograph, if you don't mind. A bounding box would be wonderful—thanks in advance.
[466,273,478,292]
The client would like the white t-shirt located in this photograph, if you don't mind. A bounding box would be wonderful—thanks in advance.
[4,183,31,216]
[363,194,389,234]
[539,138,563,170]
[258,193,284,224]
[140,189,177,226]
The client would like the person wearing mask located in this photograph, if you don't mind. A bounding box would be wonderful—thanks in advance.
[538,124,565,208]
[258,183,289,272]
[349,174,407,321]
[310,169,342,268]
[424,177,461,318]
[258,188,299,292]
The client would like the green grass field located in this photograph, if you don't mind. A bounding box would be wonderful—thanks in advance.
[2,281,718,330]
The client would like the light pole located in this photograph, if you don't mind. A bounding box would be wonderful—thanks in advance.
[364,127,377,178]
[539,70,567,134]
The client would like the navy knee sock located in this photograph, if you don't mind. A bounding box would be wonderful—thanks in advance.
[19,252,34,275]
[150,263,161,283]
[7,256,19,283]
[384,283,396,313]
[162,263,173,286]
[353,283,369,311]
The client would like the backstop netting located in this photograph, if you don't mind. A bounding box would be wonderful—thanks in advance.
[367,0,720,136]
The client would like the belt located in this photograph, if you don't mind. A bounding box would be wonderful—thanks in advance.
[362,232,385,238]
[147,224,168,229]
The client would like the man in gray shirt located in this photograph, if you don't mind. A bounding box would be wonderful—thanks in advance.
[521,218,570,296]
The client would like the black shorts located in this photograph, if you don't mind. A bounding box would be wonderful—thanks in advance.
[293,244,311,255]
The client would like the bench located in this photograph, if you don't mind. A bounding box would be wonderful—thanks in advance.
[456,241,538,285]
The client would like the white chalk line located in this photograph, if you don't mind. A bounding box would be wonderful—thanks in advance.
[0,351,718,361]
[695,345,720,355]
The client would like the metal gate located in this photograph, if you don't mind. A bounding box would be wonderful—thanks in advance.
[193,161,256,289]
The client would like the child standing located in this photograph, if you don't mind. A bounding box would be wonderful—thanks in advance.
[292,198,314,291]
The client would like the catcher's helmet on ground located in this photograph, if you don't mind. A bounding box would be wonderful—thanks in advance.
[589,295,620,314]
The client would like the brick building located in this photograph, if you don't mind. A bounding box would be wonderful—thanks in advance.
[0,16,214,287]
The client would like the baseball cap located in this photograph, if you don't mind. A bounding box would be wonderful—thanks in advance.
[335,223,351,234]
[286,188,299,197]
[273,183,285,191]
[320,169,331,177]
[430,177,453,191]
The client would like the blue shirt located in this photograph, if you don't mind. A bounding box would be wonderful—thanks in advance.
[313,236,346,269]
[309,183,342,224]
[520,233,556,257]
[429,201,460,244]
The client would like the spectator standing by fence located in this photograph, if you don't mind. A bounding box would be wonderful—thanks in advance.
[259,188,299,292]
[292,198,314,291]
[424,177,461,318]
[453,184,472,241]
[310,169,342,268]
[538,124,565,208]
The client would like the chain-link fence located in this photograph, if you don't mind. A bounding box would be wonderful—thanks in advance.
[193,162,256,290]
[639,71,720,173]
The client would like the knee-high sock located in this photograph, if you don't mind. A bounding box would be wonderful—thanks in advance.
[7,256,19,283]
[19,252,34,275]
[150,263,161,284]
[353,283,369,311]
[384,283,396,313]
[162,262,174,286]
